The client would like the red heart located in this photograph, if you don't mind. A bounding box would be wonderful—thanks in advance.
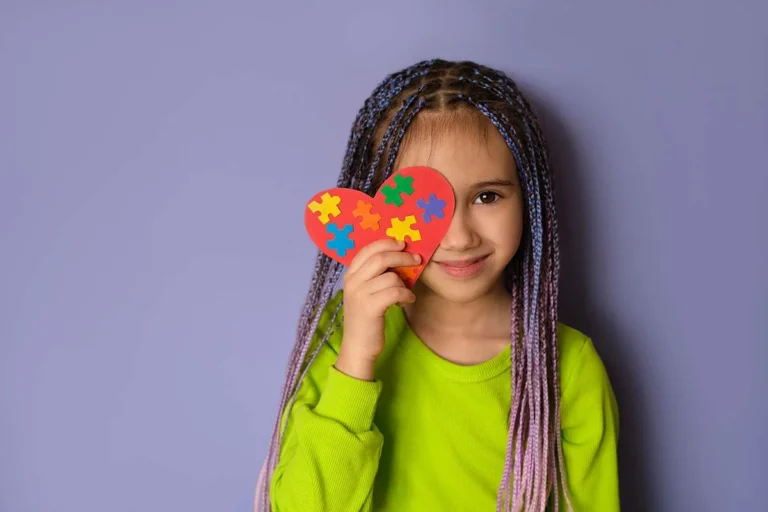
[304,166,455,288]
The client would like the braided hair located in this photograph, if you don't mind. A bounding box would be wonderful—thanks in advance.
[256,59,570,512]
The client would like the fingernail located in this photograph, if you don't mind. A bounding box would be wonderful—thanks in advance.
[412,253,421,262]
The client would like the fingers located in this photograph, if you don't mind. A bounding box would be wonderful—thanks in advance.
[343,239,419,317]
[365,271,406,295]
[353,251,421,283]
[348,238,405,274]
[369,285,416,311]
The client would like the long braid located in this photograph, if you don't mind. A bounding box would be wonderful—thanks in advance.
[276,94,427,458]
[256,59,569,512]
[460,94,543,510]
[454,66,567,509]
[366,87,426,189]
[345,63,435,192]
[470,68,570,509]
[489,67,570,510]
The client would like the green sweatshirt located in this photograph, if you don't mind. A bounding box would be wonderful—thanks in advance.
[270,291,620,511]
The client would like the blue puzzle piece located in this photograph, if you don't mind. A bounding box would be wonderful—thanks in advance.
[416,194,447,223]
[326,223,354,257]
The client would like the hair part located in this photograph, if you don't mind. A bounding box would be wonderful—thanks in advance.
[256,59,570,512]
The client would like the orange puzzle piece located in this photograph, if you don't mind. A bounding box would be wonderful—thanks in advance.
[395,266,421,281]
[352,200,382,231]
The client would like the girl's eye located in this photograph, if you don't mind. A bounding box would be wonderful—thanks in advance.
[474,191,501,205]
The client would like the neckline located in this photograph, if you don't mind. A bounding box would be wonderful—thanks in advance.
[387,304,512,383]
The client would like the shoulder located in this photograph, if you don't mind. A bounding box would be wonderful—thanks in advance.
[554,324,621,509]
[556,323,614,397]
[556,322,619,430]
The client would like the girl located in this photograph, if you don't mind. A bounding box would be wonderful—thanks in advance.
[255,59,620,511]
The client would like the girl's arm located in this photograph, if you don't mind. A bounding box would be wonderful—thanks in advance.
[269,292,383,512]
[557,334,621,511]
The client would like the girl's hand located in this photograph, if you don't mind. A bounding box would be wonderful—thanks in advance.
[336,239,419,380]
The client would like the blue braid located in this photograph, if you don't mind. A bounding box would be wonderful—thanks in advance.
[461,94,544,341]
[364,87,427,190]
[339,62,435,189]
[458,94,547,507]
[381,98,428,181]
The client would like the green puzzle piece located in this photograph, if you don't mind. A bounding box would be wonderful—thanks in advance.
[382,175,415,206]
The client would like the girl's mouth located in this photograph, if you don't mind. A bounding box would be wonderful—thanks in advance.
[435,254,490,279]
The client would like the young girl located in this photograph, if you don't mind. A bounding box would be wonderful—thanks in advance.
[255,59,620,512]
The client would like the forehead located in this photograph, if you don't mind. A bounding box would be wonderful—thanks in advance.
[393,110,518,189]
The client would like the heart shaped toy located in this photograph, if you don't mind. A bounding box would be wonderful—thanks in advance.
[304,166,455,288]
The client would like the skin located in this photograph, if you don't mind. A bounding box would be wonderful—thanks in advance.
[336,115,525,380]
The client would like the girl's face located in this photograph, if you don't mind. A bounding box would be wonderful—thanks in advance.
[394,114,525,304]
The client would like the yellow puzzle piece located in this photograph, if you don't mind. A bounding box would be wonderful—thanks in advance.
[386,215,422,242]
[308,193,342,224]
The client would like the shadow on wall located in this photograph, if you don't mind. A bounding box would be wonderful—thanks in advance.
[520,80,654,512]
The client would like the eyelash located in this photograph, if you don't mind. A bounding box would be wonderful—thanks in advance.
[473,191,503,205]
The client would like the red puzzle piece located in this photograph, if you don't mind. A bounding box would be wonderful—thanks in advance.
[304,166,455,289]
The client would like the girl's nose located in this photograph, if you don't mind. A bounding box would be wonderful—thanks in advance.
[439,209,480,252]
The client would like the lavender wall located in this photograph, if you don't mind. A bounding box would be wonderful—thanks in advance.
[2,1,765,511]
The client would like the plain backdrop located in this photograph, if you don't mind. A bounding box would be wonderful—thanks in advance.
[2,1,766,511]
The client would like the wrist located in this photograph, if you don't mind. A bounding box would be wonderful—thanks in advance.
[336,345,377,381]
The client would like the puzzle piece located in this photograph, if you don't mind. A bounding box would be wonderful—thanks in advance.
[308,193,342,224]
[381,174,415,207]
[395,266,421,281]
[352,200,381,231]
[416,194,447,223]
[386,215,421,242]
[326,223,354,257]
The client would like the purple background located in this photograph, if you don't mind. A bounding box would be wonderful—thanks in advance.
[2,1,766,511]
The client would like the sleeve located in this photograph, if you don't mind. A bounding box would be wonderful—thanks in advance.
[269,292,384,512]
[556,336,621,511]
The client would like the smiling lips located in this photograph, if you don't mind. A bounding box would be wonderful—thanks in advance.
[434,254,490,278]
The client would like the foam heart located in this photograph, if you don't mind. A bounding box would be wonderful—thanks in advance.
[304,166,455,288]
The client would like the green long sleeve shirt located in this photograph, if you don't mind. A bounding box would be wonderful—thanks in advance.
[269,291,620,511]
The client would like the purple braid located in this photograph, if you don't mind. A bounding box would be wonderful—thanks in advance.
[256,59,569,512]
[469,67,570,509]
[365,86,427,189]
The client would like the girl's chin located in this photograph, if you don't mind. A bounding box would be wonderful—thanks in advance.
[414,266,508,304]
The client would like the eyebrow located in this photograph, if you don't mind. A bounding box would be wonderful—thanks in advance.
[472,179,517,189]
